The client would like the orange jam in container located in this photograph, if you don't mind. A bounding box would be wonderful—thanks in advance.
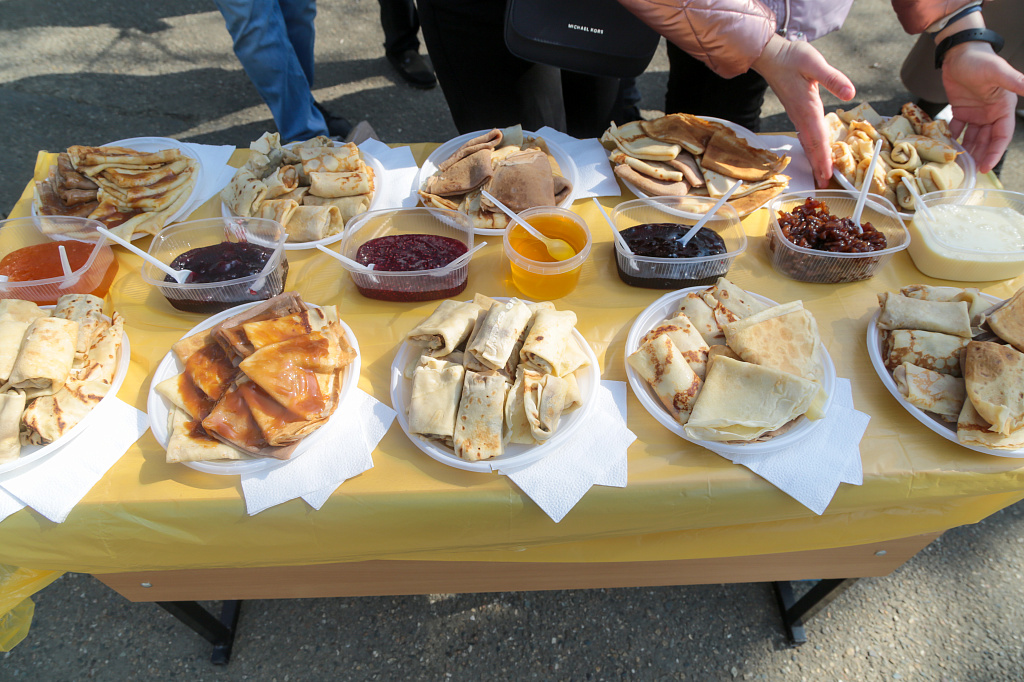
[503,207,591,300]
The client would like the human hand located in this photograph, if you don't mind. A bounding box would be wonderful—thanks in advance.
[752,35,856,188]
[941,42,1024,173]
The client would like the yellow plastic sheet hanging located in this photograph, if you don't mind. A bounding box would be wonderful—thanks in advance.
[0,565,61,651]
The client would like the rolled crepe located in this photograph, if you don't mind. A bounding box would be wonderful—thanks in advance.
[73,312,123,385]
[613,164,690,197]
[303,194,370,222]
[605,120,681,161]
[703,278,769,320]
[987,286,1024,353]
[888,168,917,209]
[407,299,483,356]
[963,341,1024,435]
[52,293,106,361]
[901,102,932,134]
[900,285,990,330]
[958,398,1024,450]
[640,315,710,379]
[285,205,343,242]
[523,371,568,441]
[845,131,875,161]
[504,368,536,446]
[453,370,509,461]
[893,362,966,421]
[21,378,112,445]
[519,309,577,376]
[299,143,362,173]
[877,293,972,338]
[848,120,890,151]
[0,300,49,384]
[884,329,969,375]
[609,150,684,182]
[221,166,269,216]
[920,119,955,146]
[855,156,891,199]
[308,169,374,198]
[273,186,309,204]
[627,334,702,425]
[262,165,299,199]
[878,115,915,146]
[901,135,958,164]
[2,317,78,398]
[824,112,849,144]
[0,392,25,463]
[916,161,964,193]
[247,132,284,176]
[675,293,725,346]
[684,356,818,442]
[831,142,858,184]
[407,357,465,445]
[888,140,923,171]
[258,198,299,227]
[465,299,533,372]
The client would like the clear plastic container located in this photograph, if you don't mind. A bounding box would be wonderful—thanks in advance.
[907,188,1024,282]
[0,216,117,305]
[609,196,745,289]
[141,217,289,314]
[339,207,475,302]
[766,190,909,283]
[503,207,591,300]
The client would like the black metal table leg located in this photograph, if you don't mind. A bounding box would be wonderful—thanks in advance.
[156,600,242,665]
[773,578,858,646]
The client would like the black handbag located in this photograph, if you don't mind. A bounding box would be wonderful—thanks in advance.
[504,0,660,79]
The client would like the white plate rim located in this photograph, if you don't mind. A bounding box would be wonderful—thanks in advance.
[415,130,580,236]
[865,295,1024,458]
[146,301,362,475]
[220,147,385,251]
[624,286,836,454]
[830,115,977,220]
[618,117,783,218]
[389,297,599,473]
[0,313,132,476]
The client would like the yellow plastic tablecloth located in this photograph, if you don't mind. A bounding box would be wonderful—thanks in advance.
[2,145,1024,579]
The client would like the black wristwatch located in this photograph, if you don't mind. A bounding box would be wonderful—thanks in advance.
[934,28,1005,70]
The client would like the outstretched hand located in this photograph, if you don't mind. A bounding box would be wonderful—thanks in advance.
[752,35,856,188]
[941,42,1024,174]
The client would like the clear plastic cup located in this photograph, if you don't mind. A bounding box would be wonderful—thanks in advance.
[503,207,591,300]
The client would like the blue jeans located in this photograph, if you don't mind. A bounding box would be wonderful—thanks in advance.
[213,0,328,142]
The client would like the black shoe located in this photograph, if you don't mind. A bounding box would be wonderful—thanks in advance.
[386,50,436,89]
[314,101,353,139]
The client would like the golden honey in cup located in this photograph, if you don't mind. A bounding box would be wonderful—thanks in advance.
[504,208,591,300]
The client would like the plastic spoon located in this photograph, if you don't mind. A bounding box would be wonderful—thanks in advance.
[678,180,742,247]
[95,225,192,284]
[55,244,82,290]
[315,244,380,284]
[248,253,279,294]
[851,138,884,229]
[900,176,937,221]
[481,190,576,261]
[592,198,639,271]
[435,241,487,274]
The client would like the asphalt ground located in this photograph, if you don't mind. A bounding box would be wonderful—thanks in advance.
[2,1,1024,679]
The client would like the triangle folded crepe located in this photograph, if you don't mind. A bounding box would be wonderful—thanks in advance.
[165,406,250,463]
[963,341,1024,436]
[700,128,790,182]
[602,120,681,161]
[640,315,710,379]
[684,356,819,442]
[893,362,966,422]
[627,334,703,425]
[987,286,1024,353]
[640,113,725,155]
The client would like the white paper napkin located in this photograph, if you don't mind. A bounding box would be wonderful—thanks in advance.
[0,398,149,524]
[757,134,814,194]
[180,143,236,217]
[503,380,635,523]
[358,139,420,210]
[240,388,396,515]
[714,378,868,515]
[534,127,621,200]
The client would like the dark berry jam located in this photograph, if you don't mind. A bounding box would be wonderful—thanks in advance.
[615,223,730,289]
[163,241,288,314]
[352,234,469,302]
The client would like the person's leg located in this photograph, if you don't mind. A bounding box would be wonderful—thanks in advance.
[665,42,768,132]
[278,0,317,86]
[418,0,565,133]
[561,71,621,139]
[213,0,328,141]
[378,0,420,55]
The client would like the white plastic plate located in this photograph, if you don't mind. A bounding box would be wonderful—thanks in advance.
[147,302,362,475]
[0,313,131,475]
[415,130,580,235]
[865,295,1024,458]
[221,145,385,251]
[390,297,599,473]
[624,286,836,455]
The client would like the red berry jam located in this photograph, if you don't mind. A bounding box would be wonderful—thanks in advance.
[352,234,469,302]
[164,241,288,314]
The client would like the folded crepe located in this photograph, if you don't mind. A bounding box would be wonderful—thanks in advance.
[242,306,337,350]
[848,120,891,152]
[877,292,972,338]
[884,329,969,376]
[247,132,284,178]
[920,119,955,146]
[704,278,770,321]
[675,292,725,346]
[963,340,1024,435]
[614,164,690,197]
[165,406,249,463]
[900,285,990,331]
[893,362,966,421]
[609,150,684,182]
[262,165,299,199]
[699,128,790,182]
[485,149,559,213]
[901,102,932,134]
[285,205,343,242]
[221,166,269,217]
[258,198,300,228]
[702,168,789,200]
[877,115,915,146]
[603,120,681,161]
[303,194,370,222]
[832,142,858,184]
[640,315,710,379]
[211,292,309,359]
[68,145,180,170]
[627,334,703,425]
[465,299,533,372]
[519,309,577,376]
[0,300,49,384]
[824,112,849,144]
[183,341,237,402]
[438,129,503,172]
[684,356,819,442]
[0,392,25,463]
[957,398,1024,450]
[639,113,724,155]
[523,371,568,441]
[408,357,466,446]
[237,379,336,447]
[837,102,883,127]
[987,286,1024,352]
[21,378,112,445]
[407,299,483,356]
[504,368,537,446]
[916,161,964,193]
[2,317,78,399]
[423,149,493,196]
[71,312,123,386]
[453,370,509,461]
